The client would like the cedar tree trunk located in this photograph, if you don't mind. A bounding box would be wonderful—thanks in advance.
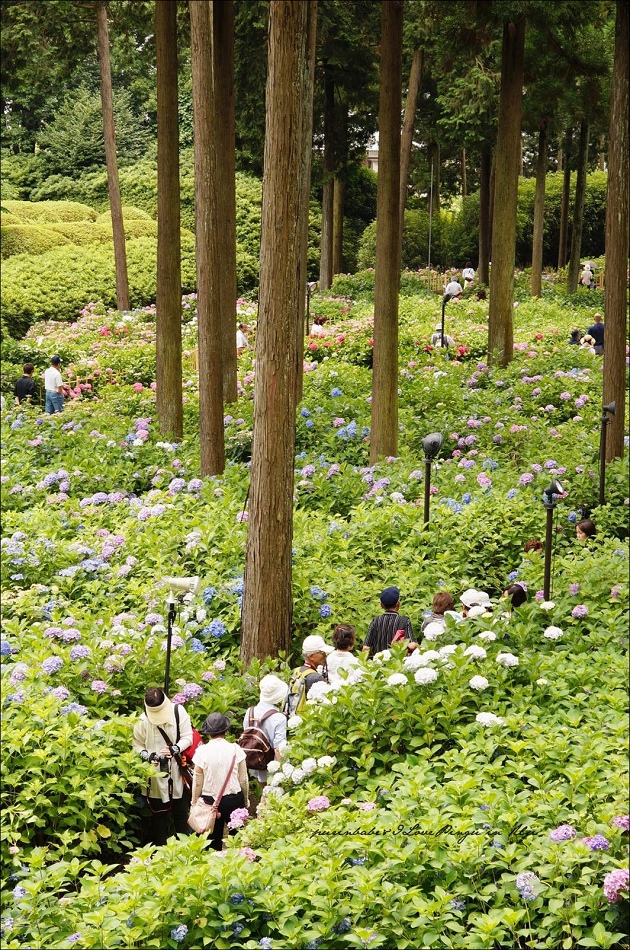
[370,0,402,463]
[478,145,491,285]
[319,68,335,289]
[333,175,345,276]
[399,47,422,252]
[557,128,572,270]
[603,1,629,461]
[241,0,317,663]
[566,119,590,293]
[530,118,548,297]
[96,1,129,312]
[155,0,183,439]
[488,16,526,367]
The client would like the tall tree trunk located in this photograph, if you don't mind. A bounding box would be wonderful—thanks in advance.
[155,0,183,439]
[370,0,402,463]
[488,147,496,255]
[428,140,440,214]
[295,5,317,404]
[96,1,129,312]
[488,15,526,367]
[398,47,422,252]
[241,0,316,664]
[566,119,590,293]
[603,1,629,462]
[190,0,224,474]
[530,118,548,297]
[598,132,606,170]
[557,143,563,171]
[478,145,491,284]
[557,128,572,269]
[319,68,334,289]
[461,148,467,198]
[212,0,238,404]
[332,175,345,275]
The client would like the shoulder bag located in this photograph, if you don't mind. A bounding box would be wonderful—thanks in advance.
[188,753,237,835]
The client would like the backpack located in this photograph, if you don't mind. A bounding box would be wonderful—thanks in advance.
[237,708,278,771]
[284,667,316,717]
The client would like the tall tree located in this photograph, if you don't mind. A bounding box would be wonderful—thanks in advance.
[602,1,629,462]
[488,15,526,367]
[370,0,402,463]
[399,47,423,251]
[530,117,549,296]
[319,68,335,289]
[96,1,129,313]
[190,0,224,474]
[155,0,183,439]
[212,0,238,405]
[241,0,317,664]
[557,128,572,269]
[478,146,492,284]
[566,118,590,293]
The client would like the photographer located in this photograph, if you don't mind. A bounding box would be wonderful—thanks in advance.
[133,687,193,846]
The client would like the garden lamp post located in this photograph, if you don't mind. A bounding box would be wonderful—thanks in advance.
[541,479,564,600]
[162,576,201,693]
[306,281,318,336]
[598,401,615,506]
[440,292,453,350]
[422,432,443,525]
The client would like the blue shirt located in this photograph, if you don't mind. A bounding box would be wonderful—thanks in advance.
[587,323,604,346]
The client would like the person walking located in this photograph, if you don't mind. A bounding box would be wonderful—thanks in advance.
[14,363,37,405]
[44,355,64,414]
[326,624,359,686]
[586,312,604,355]
[285,635,333,715]
[462,262,475,286]
[362,587,417,658]
[241,675,288,789]
[133,687,193,846]
[191,713,249,851]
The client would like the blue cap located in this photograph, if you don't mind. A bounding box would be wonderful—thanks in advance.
[51,355,61,365]
[380,586,400,608]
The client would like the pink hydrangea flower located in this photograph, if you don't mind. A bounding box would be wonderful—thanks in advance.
[358,802,377,812]
[307,796,331,812]
[603,868,629,902]
[238,847,257,862]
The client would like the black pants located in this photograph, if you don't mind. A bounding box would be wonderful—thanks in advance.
[147,794,190,846]
[202,790,245,851]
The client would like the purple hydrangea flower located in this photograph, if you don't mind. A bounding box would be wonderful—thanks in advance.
[611,815,629,831]
[569,584,580,596]
[582,835,610,851]
[572,605,589,619]
[549,824,576,842]
[61,703,88,716]
[41,656,63,674]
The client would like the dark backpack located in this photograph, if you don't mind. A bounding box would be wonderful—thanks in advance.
[237,708,278,771]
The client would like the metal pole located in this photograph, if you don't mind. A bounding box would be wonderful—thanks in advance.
[598,414,609,506]
[441,296,447,350]
[164,597,177,693]
[543,505,554,600]
[427,157,434,290]
[306,283,311,337]
[423,459,431,525]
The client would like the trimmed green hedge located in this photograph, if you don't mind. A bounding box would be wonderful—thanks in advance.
[1,199,97,223]
[1,223,73,258]
[1,218,164,259]
[95,205,152,222]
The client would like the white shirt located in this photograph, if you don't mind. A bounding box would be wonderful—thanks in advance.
[236,329,247,349]
[44,367,63,392]
[132,707,193,802]
[462,267,475,282]
[326,650,359,686]
[192,737,246,799]
[445,281,463,297]
[310,323,326,336]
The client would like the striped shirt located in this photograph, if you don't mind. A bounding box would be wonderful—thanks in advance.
[363,611,413,657]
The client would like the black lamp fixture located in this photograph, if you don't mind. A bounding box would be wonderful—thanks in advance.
[599,400,615,506]
[439,292,453,350]
[541,478,564,600]
[422,432,443,524]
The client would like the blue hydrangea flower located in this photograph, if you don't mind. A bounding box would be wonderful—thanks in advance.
[259,939,273,950]
[332,918,352,934]
[567,512,577,523]
[320,604,332,618]
[230,893,245,905]
[171,924,188,942]
[202,586,217,605]
[300,408,311,418]
[200,620,227,640]
[232,922,244,936]
[188,638,206,654]
[310,586,327,600]
[61,703,88,716]
[1,641,11,657]
[449,899,466,911]
[506,488,517,499]
[347,421,358,437]
[331,388,343,397]
[305,419,314,429]
[12,886,26,900]
[462,493,472,504]
[507,570,519,582]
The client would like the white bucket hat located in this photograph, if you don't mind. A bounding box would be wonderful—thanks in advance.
[259,674,289,707]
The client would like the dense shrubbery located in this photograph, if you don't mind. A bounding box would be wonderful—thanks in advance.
[1,283,627,948]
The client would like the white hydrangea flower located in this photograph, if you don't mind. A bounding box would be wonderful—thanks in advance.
[372,649,392,664]
[477,631,497,642]
[469,675,489,690]
[476,711,504,726]
[464,645,487,659]
[387,673,409,686]
[317,756,336,769]
[300,758,318,775]
[270,772,284,787]
[287,715,303,730]
[419,650,440,663]
[266,760,281,774]
[403,651,424,670]
[536,677,549,685]
[438,643,458,657]
[496,652,519,667]
[291,767,306,784]
[195,608,207,623]
[346,669,364,686]
[262,785,284,799]
[540,601,556,611]
[422,621,444,641]
[306,681,335,702]
[281,762,294,778]
[414,667,438,686]
[543,626,563,640]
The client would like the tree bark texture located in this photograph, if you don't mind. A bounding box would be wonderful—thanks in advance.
[530,118,548,297]
[319,68,335,289]
[478,145,491,285]
[603,1,629,462]
[370,0,402,463]
[241,0,316,664]
[398,47,422,253]
[96,1,129,313]
[190,0,224,474]
[488,16,525,367]
[211,0,238,404]
[428,140,440,214]
[557,128,572,270]
[155,0,183,439]
[295,4,317,404]
[566,119,590,293]
[332,175,345,276]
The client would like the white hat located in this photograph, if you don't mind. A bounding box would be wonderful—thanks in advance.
[259,674,289,707]
[460,588,482,608]
[144,694,175,725]
[475,590,492,605]
[302,634,333,656]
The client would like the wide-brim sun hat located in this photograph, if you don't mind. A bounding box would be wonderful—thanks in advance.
[260,674,289,707]
[201,712,231,736]
[144,694,175,725]
[302,634,334,656]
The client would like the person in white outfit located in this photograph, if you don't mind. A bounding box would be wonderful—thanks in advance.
[44,355,64,414]
[242,674,289,788]
[326,624,359,685]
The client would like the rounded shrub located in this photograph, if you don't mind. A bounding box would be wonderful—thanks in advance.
[1,199,97,224]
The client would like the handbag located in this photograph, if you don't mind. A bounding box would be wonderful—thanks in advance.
[156,707,203,794]
[188,754,237,835]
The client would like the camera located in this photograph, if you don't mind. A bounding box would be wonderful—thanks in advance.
[158,756,170,774]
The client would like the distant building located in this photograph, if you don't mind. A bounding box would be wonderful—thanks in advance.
[364,133,379,173]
